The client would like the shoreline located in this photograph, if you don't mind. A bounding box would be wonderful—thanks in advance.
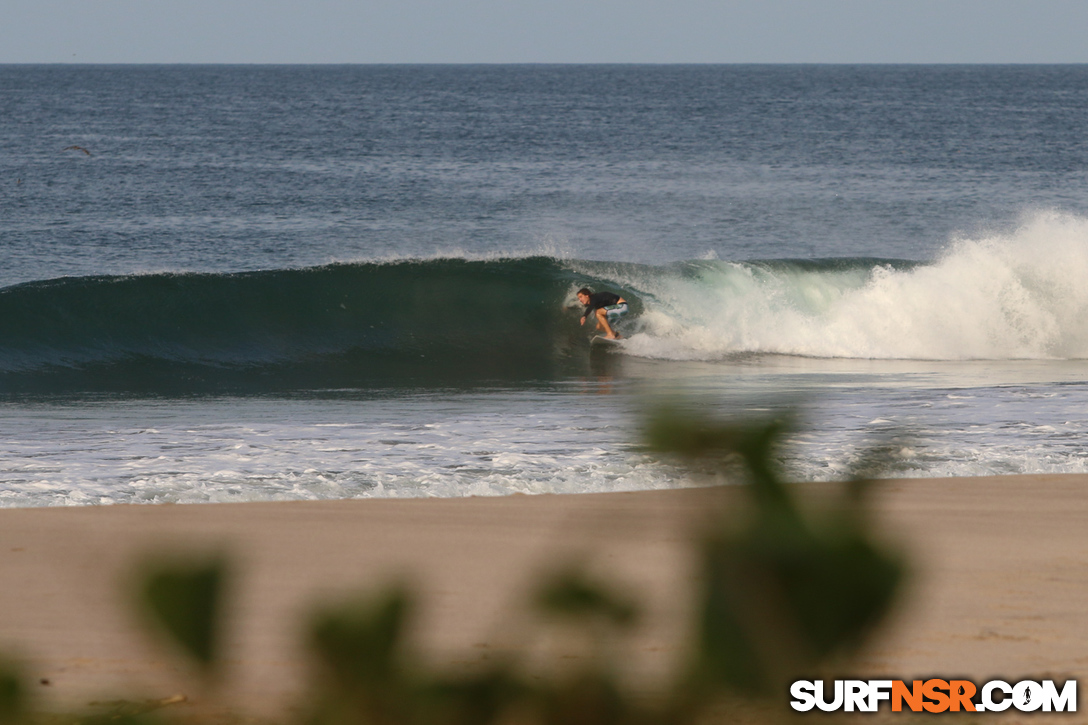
[1,474,1086,717]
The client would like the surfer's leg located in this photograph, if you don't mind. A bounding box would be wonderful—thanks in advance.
[596,307,618,339]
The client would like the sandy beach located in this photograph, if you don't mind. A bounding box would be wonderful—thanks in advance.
[1,475,1086,719]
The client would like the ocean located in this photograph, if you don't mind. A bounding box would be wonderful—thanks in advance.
[3,64,1088,506]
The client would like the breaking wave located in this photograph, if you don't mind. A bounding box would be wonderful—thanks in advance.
[5,212,1088,393]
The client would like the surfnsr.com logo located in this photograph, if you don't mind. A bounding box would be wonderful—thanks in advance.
[790,679,1077,713]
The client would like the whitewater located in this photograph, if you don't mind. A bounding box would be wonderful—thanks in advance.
[614,212,1088,361]
[3,64,1088,506]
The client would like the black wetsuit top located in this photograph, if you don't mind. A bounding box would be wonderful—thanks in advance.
[581,291,622,320]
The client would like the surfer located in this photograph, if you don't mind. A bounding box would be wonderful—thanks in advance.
[577,288,628,339]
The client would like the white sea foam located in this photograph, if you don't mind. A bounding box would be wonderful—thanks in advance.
[0,393,695,507]
[611,211,1088,361]
[5,375,1088,507]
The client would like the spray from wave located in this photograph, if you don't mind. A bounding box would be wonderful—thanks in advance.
[611,211,1088,361]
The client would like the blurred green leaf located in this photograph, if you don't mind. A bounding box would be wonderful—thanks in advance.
[644,406,747,460]
[646,408,797,516]
[311,588,411,692]
[138,556,227,673]
[418,670,525,725]
[646,406,906,695]
[535,567,639,630]
[0,664,24,725]
[696,522,903,693]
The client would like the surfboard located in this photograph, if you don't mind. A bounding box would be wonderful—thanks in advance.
[590,335,624,347]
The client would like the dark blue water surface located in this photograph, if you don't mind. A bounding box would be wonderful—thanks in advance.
[3,65,1088,286]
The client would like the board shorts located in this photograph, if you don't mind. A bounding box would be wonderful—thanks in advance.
[603,302,628,321]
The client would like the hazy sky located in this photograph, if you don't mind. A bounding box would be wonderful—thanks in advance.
[4,0,1088,64]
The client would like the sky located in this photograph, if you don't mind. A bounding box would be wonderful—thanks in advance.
[3,0,1088,64]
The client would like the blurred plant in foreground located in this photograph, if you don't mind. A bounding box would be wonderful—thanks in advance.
[0,661,25,725]
[3,408,906,725]
[645,408,906,714]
